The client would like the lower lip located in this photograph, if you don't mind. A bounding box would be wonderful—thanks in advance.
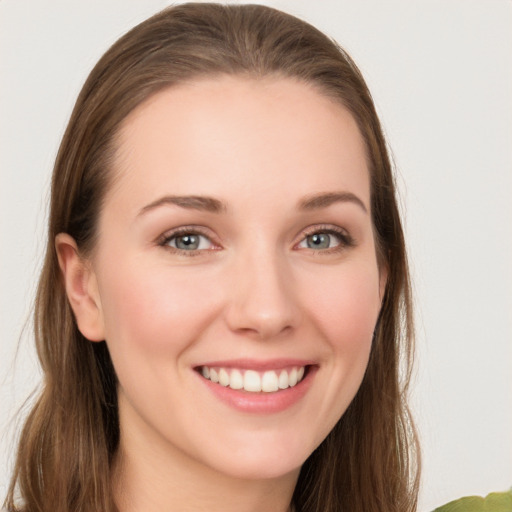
[197,367,316,414]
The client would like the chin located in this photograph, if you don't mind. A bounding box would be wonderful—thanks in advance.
[198,433,317,481]
[212,456,303,482]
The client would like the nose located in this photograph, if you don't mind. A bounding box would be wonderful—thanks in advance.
[224,248,301,340]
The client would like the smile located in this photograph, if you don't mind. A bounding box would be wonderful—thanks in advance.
[199,365,306,393]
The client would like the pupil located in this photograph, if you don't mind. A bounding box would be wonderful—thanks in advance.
[177,234,199,250]
[308,233,329,249]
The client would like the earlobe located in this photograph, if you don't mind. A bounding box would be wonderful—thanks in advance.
[55,233,105,342]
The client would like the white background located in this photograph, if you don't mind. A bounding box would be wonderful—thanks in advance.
[1,1,511,510]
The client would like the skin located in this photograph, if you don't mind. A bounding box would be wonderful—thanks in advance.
[57,76,386,512]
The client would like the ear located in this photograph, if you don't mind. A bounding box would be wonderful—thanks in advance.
[55,233,105,342]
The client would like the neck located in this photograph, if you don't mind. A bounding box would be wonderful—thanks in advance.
[112,405,299,512]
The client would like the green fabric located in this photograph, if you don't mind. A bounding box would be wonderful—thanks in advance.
[432,489,512,512]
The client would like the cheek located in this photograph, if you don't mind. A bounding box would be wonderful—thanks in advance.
[304,262,381,355]
[322,263,382,385]
[97,259,221,361]
[292,260,382,441]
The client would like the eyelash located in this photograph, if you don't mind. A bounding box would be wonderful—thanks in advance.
[157,224,354,256]
[157,226,219,257]
[297,225,355,254]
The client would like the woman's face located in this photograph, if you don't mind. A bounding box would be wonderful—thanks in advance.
[85,76,385,480]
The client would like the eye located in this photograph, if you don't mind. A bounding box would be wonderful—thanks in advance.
[159,228,216,253]
[296,227,354,252]
[169,233,211,250]
[299,232,338,250]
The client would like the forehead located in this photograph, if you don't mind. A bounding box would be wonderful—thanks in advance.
[108,76,369,212]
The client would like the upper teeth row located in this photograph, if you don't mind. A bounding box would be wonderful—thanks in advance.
[201,366,305,393]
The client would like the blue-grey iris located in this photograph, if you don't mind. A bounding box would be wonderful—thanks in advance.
[176,234,200,250]
[307,233,331,249]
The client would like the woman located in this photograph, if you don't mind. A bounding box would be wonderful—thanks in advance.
[4,3,419,512]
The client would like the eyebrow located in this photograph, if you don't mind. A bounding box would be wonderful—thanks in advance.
[298,191,368,213]
[138,195,227,216]
[138,191,367,217]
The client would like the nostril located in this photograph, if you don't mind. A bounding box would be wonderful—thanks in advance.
[223,267,301,338]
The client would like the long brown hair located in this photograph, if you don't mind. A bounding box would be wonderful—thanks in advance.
[5,4,419,511]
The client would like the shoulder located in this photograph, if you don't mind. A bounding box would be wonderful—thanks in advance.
[431,489,512,511]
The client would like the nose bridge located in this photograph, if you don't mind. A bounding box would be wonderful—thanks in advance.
[225,236,299,338]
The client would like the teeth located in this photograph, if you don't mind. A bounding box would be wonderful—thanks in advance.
[199,366,306,393]
[219,368,230,387]
[261,370,279,392]
[244,370,261,392]
[230,369,244,390]
[289,367,298,387]
[210,368,219,383]
[278,370,289,390]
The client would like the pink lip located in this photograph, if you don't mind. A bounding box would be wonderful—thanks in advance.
[195,362,318,414]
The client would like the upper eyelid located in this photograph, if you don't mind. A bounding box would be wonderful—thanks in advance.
[294,224,355,250]
[301,224,349,234]
[296,223,352,240]
[158,225,215,239]
[157,225,219,248]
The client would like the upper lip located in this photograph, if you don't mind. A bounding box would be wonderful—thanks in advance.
[194,358,316,371]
